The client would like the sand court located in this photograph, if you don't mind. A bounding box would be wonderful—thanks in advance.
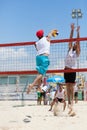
[0,100,87,130]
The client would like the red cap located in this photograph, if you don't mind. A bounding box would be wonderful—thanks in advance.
[36,30,44,38]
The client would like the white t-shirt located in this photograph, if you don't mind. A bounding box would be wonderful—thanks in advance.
[42,85,50,92]
[65,48,78,68]
[56,89,65,99]
[35,37,50,55]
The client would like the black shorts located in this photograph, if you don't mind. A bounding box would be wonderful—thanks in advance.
[74,92,78,97]
[54,98,64,103]
[57,98,64,102]
[41,91,46,98]
[64,68,76,83]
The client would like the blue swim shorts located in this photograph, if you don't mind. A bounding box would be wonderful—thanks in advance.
[36,55,50,75]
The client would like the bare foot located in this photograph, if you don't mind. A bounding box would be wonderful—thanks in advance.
[69,111,76,117]
[68,105,73,114]
[68,109,72,114]
[49,108,52,111]
[27,84,32,94]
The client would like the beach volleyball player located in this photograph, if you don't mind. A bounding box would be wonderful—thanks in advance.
[64,23,80,116]
[27,29,59,93]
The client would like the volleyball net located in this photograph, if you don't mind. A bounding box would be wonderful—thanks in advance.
[0,37,87,100]
[0,37,87,75]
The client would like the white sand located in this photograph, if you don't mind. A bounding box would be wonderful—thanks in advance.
[0,100,87,130]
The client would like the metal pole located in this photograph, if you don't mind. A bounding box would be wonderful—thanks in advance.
[76,13,78,27]
[71,9,82,84]
[76,14,79,84]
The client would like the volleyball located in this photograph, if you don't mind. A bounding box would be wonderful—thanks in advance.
[51,29,59,37]
[53,102,62,116]
[53,102,59,116]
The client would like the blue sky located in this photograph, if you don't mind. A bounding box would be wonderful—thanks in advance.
[0,0,87,43]
[0,0,87,81]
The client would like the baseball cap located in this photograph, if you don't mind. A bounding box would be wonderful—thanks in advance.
[36,30,44,38]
